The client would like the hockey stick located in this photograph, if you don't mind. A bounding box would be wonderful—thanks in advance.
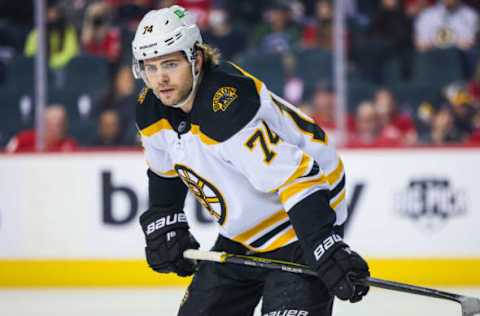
[184,249,480,316]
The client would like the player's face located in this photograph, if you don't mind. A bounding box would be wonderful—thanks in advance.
[143,52,193,106]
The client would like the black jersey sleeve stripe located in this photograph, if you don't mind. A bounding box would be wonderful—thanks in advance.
[250,221,292,248]
[300,161,320,179]
[329,175,346,200]
[270,94,328,144]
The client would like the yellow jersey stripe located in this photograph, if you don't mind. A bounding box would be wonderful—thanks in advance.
[330,189,346,209]
[260,227,297,252]
[279,176,327,204]
[274,153,312,192]
[326,159,344,186]
[191,124,219,145]
[233,209,288,244]
[140,118,173,136]
[229,62,263,94]
[146,162,178,178]
[159,169,178,177]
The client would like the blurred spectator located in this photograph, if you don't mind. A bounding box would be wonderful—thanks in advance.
[60,0,98,30]
[220,1,272,28]
[158,0,176,8]
[444,81,477,138]
[112,0,153,32]
[98,65,138,145]
[91,110,131,146]
[310,82,355,138]
[469,111,480,143]
[311,83,336,132]
[24,0,79,70]
[374,88,418,145]
[428,108,463,144]
[467,63,480,105]
[81,2,121,64]
[203,7,246,60]
[302,0,334,50]
[177,0,212,30]
[404,0,436,17]
[251,1,302,53]
[5,105,77,153]
[283,53,305,104]
[302,0,358,19]
[347,101,382,146]
[414,0,478,52]
[366,0,413,82]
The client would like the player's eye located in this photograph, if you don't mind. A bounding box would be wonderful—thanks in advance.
[162,62,178,70]
[144,64,157,73]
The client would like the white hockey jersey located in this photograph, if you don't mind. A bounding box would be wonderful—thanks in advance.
[136,62,347,253]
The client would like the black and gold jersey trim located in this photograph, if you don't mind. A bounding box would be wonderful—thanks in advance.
[231,209,298,253]
[250,220,292,248]
[136,88,169,132]
[329,175,345,200]
[136,63,263,144]
[188,62,262,143]
[270,94,328,144]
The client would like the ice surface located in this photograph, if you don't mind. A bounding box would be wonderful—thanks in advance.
[0,287,479,316]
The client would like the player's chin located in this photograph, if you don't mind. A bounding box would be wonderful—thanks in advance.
[158,94,179,106]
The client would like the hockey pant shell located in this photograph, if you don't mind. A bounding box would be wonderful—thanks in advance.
[177,235,335,316]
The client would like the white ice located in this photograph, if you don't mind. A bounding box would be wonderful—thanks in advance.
[0,287,479,316]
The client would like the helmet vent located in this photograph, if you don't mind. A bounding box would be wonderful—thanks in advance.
[175,32,182,40]
[165,37,175,45]
[165,20,169,25]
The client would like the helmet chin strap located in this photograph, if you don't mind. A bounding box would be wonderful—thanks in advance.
[153,61,200,109]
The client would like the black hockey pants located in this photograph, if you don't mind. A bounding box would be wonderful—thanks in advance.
[177,235,335,316]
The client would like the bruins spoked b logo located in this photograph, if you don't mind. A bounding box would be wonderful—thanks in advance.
[175,164,227,225]
[212,87,238,112]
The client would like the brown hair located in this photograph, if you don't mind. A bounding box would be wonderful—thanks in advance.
[196,43,221,68]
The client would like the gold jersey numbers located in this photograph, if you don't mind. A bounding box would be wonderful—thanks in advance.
[245,121,281,164]
[213,87,238,112]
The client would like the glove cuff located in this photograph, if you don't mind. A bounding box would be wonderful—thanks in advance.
[140,208,189,240]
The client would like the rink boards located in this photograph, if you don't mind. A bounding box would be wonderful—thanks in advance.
[0,148,479,286]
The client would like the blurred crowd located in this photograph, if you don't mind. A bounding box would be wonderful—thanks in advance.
[1,0,480,152]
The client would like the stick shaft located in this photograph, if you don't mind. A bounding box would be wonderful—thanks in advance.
[185,250,462,303]
[360,277,461,303]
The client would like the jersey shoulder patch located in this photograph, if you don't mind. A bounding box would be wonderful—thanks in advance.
[191,62,262,143]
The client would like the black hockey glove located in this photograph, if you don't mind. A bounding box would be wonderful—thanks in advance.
[312,233,370,303]
[140,208,199,277]
[287,191,370,303]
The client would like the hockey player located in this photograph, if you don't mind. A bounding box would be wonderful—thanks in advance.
[133,5,370,316]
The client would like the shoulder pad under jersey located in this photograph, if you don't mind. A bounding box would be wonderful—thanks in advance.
[190,62,262,143]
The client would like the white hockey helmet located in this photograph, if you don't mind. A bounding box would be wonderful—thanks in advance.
[131,6,203,106]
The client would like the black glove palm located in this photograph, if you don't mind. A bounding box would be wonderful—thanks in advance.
[140,208,199,277]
